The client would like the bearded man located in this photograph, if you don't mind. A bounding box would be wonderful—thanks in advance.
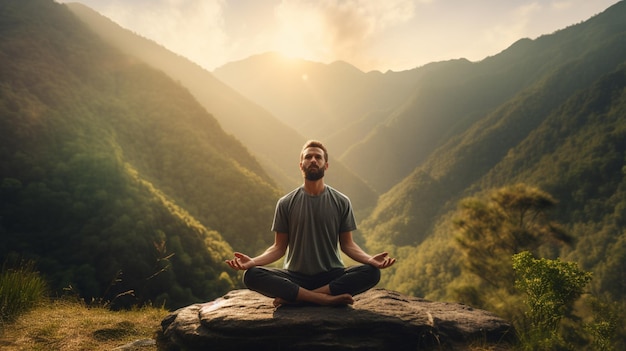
[226,140,395,307]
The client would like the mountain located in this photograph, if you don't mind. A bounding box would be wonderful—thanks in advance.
[359,0,626,303]
[213,52,421,156]
[213,51,492,194]
[345,2,626,194]
[213,53,460,194]
[66,3,378,211]
[212,3,626,199]
[0,0,281,308]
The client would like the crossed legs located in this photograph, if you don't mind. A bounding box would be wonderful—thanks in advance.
[243,265,381,307]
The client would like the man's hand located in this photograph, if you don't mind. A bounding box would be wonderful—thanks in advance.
[225,252,256,270]
[368,252,396,269]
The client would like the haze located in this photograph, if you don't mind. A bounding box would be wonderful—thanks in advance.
[56,0,619,73]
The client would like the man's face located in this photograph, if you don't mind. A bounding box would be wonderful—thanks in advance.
[300,147,328,181]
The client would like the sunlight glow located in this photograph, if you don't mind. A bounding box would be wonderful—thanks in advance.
[54,0,621,72]
[273,2,326,62]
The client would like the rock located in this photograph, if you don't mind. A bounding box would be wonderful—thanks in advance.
[111,338,155,350]
[158,288,514,351]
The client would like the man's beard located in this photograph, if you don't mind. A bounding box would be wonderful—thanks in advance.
[304,166,325,181]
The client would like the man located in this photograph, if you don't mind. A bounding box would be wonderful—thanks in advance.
[226,140,395,307]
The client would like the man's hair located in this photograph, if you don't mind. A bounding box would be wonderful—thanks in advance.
[301,140,328,162]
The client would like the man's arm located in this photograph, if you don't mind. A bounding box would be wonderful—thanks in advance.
[339,232,396,269]
[225,232,288,270]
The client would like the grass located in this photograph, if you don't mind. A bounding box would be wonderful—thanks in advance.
[0,260,48,324]
[0,299,168,351]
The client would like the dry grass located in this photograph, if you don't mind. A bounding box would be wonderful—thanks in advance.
[0,299,168,351]
[0,298,517,351]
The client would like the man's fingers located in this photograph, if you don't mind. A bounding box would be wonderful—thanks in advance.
[377,256,396,269]
[225,257,246,270]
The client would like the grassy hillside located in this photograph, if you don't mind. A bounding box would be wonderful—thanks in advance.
[0,299,167,350]
[0,0,281,308]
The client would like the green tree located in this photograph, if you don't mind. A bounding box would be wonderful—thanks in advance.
[453,184,572,293]
[512,251,592,350]
[583,296,623,351]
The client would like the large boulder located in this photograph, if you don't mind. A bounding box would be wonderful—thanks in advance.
[158,289,514,350]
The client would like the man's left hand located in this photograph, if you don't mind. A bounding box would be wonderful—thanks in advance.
[369,252,396,269]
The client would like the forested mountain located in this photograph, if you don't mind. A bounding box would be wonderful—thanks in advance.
[350,1,626,194]
[0,0,282,308]
[358,0,626,316]
[66,3,378,211]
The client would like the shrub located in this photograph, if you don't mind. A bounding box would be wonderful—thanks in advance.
[0,260,48,324]
[512,251,592,350]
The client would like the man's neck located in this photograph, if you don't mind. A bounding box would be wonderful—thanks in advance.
[303,179,325,195]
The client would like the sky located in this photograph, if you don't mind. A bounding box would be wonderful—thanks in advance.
[56,0,620,73]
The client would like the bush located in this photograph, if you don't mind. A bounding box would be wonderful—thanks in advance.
[0,260,48,324]
[512,251,592,350]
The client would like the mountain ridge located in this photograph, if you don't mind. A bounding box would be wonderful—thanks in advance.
[66,3,378,211]
[358,1,626,317]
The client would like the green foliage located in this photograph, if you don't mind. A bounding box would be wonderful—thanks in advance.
[512,251,592,350]
[0,0,280,309]
[453,184,571,295]
[360,12,626,343]
[0,260,48,325]
[363,171,447,249]
[583,296,623,351]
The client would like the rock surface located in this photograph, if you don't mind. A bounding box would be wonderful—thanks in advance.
[158,289,514,351]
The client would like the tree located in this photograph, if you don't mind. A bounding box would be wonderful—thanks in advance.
[453,184,572,292]
[512,251,592,350]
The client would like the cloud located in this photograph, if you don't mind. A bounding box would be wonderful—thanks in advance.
[56,0,618,72]
[551,1,574,10]
[479,2,542,52]
[273,0,416,65]
[86,0,229,70]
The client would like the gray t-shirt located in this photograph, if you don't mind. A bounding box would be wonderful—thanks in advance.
[271,185,357,275]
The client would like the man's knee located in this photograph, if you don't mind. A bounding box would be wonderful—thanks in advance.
[363,264,381,285]
[242,266,264,289]
[330,264,381,296]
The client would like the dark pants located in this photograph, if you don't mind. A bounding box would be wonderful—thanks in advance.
[243,265,381,302]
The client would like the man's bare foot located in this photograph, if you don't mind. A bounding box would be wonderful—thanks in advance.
[273,297,294,307]
[321,293,354,306]
[274,293,354,307]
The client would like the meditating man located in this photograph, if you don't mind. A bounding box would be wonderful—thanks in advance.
[226,140,395,307]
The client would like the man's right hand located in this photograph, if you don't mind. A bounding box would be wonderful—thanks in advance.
[225,252,256,270]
